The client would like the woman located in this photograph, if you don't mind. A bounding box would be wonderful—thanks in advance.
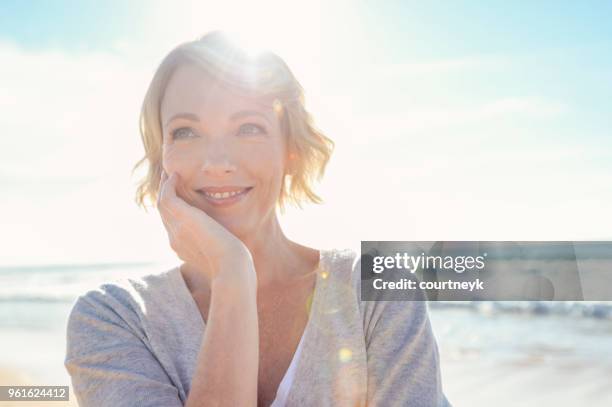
[64,30,451,407]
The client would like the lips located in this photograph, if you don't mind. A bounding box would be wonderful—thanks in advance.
[196,186,253,207]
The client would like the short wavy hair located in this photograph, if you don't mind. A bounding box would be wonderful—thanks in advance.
[133,30,334,213]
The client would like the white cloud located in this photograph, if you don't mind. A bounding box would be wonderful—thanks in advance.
[0,41,171,265]
[321,96,569,147]
[0,41,150,180]
[1,29,610,266]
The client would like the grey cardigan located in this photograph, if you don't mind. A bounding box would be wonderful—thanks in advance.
[65,248,451,406]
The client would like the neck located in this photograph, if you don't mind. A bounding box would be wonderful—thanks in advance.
[239,212,301,288]
[181,211,319,292]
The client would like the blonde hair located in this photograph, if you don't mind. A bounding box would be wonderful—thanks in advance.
[133,30,334,213]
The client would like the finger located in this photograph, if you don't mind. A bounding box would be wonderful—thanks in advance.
[157,170,169,208]
[158,192,176,240]
[159,172,198,220]
[158,172,226,251]
[159,204,172,233]
[160,206,203,265]
[158,173,179,227]
[157,172,195,258]
[174,174,200,210]
[158,172,189,227]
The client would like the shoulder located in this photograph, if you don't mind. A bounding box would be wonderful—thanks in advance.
[323,247,360,277]
[320,247,431,348]
[320,247,361,297]
[324,247,430,344]
[64,268,189,406]
[66,267,179,341]
[68,267,177,315]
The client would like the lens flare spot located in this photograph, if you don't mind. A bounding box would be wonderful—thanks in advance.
[338,347,352,363]
[321,270,329,279]
[273,98,283,114]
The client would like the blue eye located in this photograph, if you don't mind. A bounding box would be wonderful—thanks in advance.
[171,127,197,140]
[239,123,266,135]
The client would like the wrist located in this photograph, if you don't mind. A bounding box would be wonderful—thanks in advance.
[211,259,257,292]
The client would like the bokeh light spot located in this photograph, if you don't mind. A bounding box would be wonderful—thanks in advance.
[338,347,352,363]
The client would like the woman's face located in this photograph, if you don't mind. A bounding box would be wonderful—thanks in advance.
[160,63,287,238]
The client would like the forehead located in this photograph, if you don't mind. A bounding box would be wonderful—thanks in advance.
[160,63,275,122]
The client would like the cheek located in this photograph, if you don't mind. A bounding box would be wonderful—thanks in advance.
[247,145,285,176]
[162,144,200,176]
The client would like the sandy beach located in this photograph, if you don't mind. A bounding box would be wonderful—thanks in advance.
[438,348,612,406]
[430,306,612,407]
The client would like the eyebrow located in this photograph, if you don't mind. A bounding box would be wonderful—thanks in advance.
[164,110,271,128]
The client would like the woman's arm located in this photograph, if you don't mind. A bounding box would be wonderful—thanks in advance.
[354,251,451,407]
[184,259,259,407]
[156,171,260,405]
[65,287,185,406]
[65,262,259,407]
[364,299,452,407]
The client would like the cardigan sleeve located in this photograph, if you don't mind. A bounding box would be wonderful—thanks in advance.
[64,286,184,407]
[355,254,452,407]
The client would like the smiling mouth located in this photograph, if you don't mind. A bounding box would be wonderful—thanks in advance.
[196,187,253,206]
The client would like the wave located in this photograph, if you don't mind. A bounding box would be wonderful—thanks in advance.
[0,262,168,304]
[429,301,612,320]
[2,263,611,320]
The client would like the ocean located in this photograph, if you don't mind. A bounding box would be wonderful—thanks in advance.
[0,262,162,384]
[1,263,611,404]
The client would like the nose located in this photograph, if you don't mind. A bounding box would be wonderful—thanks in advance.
[200,143,237,176]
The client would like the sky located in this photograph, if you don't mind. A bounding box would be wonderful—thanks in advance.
[1,0,611,266]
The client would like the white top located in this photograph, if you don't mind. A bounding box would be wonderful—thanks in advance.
[270,328,307,406]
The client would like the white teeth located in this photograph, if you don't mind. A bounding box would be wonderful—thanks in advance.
[202,188,247,199]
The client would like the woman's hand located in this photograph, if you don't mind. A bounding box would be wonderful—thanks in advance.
[158,171,259,407]
[157,170,254,283]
